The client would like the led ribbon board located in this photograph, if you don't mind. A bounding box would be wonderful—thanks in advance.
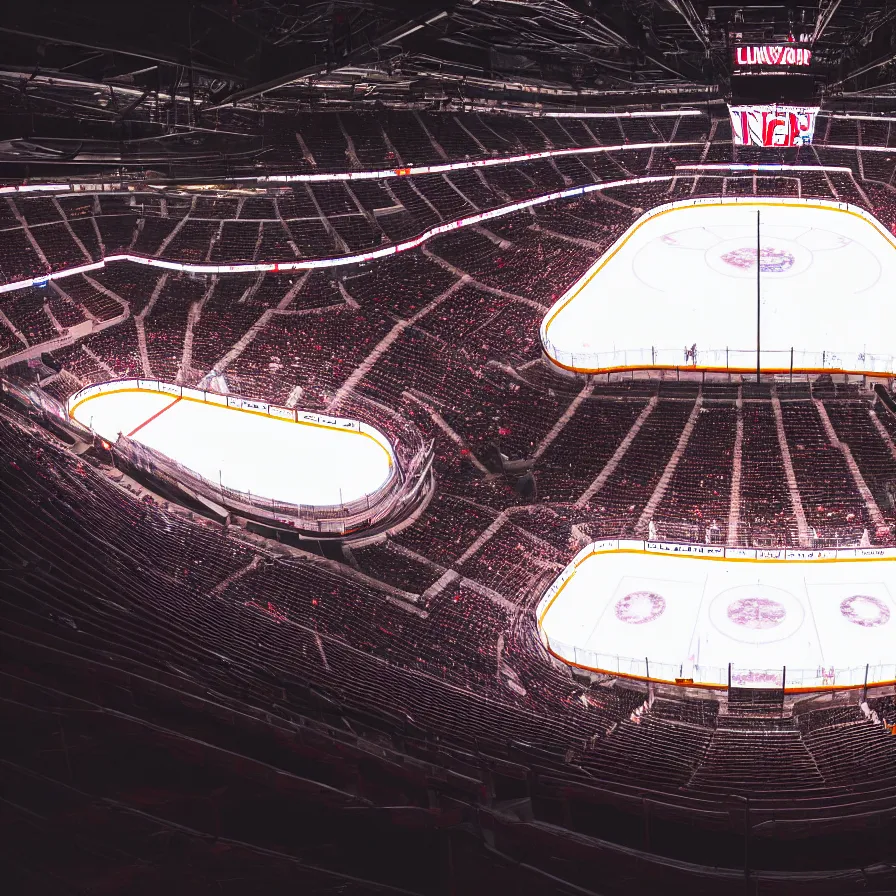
[729,105,820,147]
[735,46,812,66]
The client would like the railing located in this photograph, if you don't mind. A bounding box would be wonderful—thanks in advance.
[65,379,431,535]
[541,632,896,691]
[0,313,127,371]
[537,538,896,692]
[120,430,431,535]
[118,435,398,532]
[653,518,867,551]
[540,343,896,375]
[540,195,896,377]
[2,135,705,195]
[0,174,672,294]
[0,176,878,305]
[542,635,728,688]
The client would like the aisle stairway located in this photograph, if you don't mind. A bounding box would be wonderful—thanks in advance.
[686,689,827,792]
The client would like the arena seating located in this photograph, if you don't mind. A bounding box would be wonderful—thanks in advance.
[690,716,826,794]
[1,287,59,345]
[653,404,737,543]
[143,275,207,382]
[80,318,144,379]
[392,492,497,565]
[4,114,896,305]
[87,266,166,317]
[57,274,126,321]
[779,401,871,544]
[581,398,695,538]
[0,226,44,282]
[6,407,893,891]
[45,285,88,330]
[458,523,563,601]
[3,157,887,555]
[4,119,896,891]
[225,306,394,407]
[738,402,799,546]
[24,266,890,554]
[536,398,649,503]
[822,399,896,533]
[189,274,265,378]
[350,542,442,594]
[0,110,689,294]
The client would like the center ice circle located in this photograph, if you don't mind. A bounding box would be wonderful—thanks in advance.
[705,236,812,279]
[720,246,795,273]
[709,584,805,643]
[726,597,787,629]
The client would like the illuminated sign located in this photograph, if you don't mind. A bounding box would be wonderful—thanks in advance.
[735,46,812,66]
[728,105,819,147]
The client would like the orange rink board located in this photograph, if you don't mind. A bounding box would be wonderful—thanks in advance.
[537,541,896,691]
[68,381,395,508]
[540,198,896,378]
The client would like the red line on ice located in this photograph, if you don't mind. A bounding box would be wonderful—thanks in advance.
[126,396,182,438]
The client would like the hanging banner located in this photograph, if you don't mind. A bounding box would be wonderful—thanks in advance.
[735,46,812,67]
[728,105,820,147]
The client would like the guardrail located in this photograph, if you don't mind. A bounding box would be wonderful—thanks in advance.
[0,172,874,302]
[539,195,896,377]
[537,538,896,692]
[0,174,676,294]
[540,632,896,692]
[540,343,896,376]
[66,379,430,535]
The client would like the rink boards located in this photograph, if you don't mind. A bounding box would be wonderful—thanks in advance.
[540,197,896,376]
[537,540,896,690]
[68,379,395,509]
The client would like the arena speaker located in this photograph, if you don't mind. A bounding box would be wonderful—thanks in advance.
[514,472,537,501]
[481,441,506,474]
[41,352,62,373]
[884,480,896,512]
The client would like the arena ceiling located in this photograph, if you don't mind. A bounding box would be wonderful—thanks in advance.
[0,0,895,173]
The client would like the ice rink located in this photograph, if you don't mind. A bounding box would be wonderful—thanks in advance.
[539,546,896,689]
[69,384,394,508]
[541,197,896,374]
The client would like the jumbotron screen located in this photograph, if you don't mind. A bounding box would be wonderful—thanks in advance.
[734,46,812,67]
[728,104,820,147]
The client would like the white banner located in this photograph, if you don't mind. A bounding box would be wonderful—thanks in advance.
[729,105,820,147]
[735,46,812,67]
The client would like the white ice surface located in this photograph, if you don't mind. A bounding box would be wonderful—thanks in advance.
[540,550,896,686]
[543,200,896,369]
[71,389,393,507]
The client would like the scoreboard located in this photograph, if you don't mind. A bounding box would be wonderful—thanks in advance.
[729,104,819,148]
[729,39,819,147]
